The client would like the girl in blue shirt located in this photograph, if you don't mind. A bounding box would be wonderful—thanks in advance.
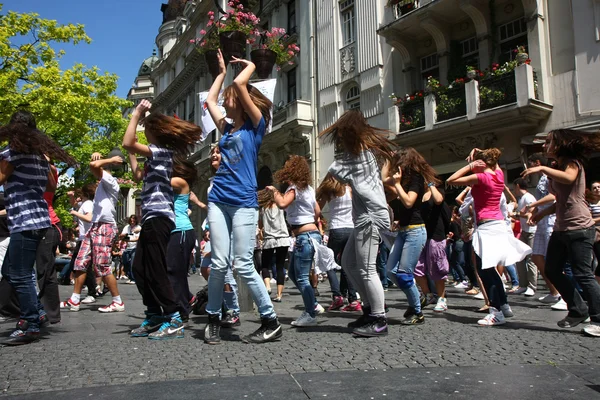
[203,50,281,345]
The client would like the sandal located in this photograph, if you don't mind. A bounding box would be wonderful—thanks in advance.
[465,288,479,295]
[477,304,490,313]
[271,296,282,302]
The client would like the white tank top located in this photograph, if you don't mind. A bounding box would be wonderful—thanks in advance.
[329,187,354,230]
[286,185,316,226]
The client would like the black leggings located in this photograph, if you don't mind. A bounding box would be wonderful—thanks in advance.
[261,246,288,285]
[475,253,507,310]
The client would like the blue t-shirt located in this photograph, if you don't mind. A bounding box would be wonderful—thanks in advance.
[141,144,175,223]
[208,117,265,208]
[0,148,50,233]
[172,193,194,232]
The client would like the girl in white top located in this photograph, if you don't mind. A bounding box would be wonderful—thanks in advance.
[267,155,322,327]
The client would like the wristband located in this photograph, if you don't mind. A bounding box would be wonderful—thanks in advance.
[427,182,435,187]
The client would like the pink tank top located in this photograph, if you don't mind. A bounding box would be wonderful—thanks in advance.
[470,168,505,222]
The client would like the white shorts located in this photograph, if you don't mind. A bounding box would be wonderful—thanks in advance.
[532,230,551,256]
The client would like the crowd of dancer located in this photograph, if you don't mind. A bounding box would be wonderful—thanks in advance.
[1,49,600,347]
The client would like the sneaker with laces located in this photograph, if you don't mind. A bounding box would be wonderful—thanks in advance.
[477,307,506,326]
[509,286,527,295]
[242,317,282,343]
[341,301,362,312]
[551,298,568,311]
[2,328,40,346]
[291,312,317,327]
[348,306,370,328]
[314,303,325,315]
[524,288,535,297]
[221,312,241,328]
[130,314,165,337]
[59,298,80,311]
[98,302,125,313]
[353,316,388,337]
[328,296,344,311]
[81,296,96,304]
[454,281,470,290]
[204,314,221,345]
[500,304,514,318]
[557,315,590,328]
[147,316,184,340]
[582,322,600,337]
[433,297,448,312]
[539,294,561,304]
[400,312,425,325]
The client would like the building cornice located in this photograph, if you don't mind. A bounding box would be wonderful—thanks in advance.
[152,50,203,108]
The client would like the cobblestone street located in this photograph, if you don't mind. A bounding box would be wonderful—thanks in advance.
[1,274,599,398]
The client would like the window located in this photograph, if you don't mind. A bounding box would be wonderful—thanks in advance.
[288,0,297,35]
[461,36,479,68]
[287,68,297,103]
[340,0,355,46]
[499,18,528,63]
[345,85,360,110]
[420,53,439,85]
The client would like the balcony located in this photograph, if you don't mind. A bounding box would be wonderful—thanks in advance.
[389,64,553,146]
[271,99,313,132]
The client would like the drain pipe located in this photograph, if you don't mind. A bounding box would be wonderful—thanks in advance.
[311,0,320,185]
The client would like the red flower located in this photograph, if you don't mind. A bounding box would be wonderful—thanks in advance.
[410,96,415,100]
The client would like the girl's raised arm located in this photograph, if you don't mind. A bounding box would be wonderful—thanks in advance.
[123,100,152,158]
[206,50,228,134]
[230,56,262,128]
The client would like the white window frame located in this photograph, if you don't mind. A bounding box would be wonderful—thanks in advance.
[345,85,360,110]
[340,0,356,46]
[420,53,439,73]
[499,18,527,43]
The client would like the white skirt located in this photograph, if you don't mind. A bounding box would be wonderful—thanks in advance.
[472,220,531,269]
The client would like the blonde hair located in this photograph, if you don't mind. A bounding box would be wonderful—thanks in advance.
[474,148,501,167]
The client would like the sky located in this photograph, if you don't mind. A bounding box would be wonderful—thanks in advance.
[2,0,167,98]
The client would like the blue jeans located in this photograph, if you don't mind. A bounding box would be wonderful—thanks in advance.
[449,239,467,282]
[377,240,391,288]
[504,264,519,286]
[2,229,47,330]
[288,231,322,317]
[386,225,427,313]
[206,202,275,319]
[122,248,136,281]
[223,267,240,315]
[328,227,354,299]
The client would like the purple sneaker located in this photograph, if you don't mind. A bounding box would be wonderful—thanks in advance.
[352,316,388,337]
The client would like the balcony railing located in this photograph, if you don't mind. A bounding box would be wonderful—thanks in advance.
[398,99,425,130]
[392,0,419,19]
[435,86,466,122]
[479,72,516,111]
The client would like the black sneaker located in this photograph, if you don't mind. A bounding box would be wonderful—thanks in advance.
[347,306,371,328]
[39,314,49,327]
[400,312,425,325]
[221,312,240,328]
[353,316,388,337]
[148,317,184,340]
[403,307,416,319]
[3,329,40,346]
[204,314,221,345]
[242,317,282,344]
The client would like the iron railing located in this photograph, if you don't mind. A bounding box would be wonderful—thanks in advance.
[479,71,517,111]
[398,99,425,131]
[436,86,466,122]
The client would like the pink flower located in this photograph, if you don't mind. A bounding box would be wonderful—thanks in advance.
[287,50,294,56]
[207,20,213,26]
[189,39,196,43]
[200,29,206,35]
[208,11,214,16]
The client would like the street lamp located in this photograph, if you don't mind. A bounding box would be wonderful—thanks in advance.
[106,146,127,172]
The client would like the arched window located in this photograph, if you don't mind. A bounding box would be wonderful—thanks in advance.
[345,85,360,110]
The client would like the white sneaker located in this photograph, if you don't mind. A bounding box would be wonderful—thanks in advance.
[314,303,325,315]
[582,322,600,337]
[477,307,506,326]
[454,281,470,290]
[81,296,96,304]
[98,302,125,313]
[474,292,485,300]
[500,304,514,318]
[509,286,527,295]
[539,294,561,304]
[81,286,88,293]
[433,297,447,312]
[551,298,568,311]
[291,311,317,327]
[270,278,277,286]
[524,288,535,297]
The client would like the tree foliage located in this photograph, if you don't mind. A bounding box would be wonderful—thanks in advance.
[0,5,131,170]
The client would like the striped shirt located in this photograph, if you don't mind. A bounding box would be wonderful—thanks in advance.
[141,144,174,223]
[589,201,600,226]
[0,148,50,233]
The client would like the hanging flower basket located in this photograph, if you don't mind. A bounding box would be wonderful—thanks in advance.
[250,49,277,79]
[219,31,248,62]
[204,50,225,79]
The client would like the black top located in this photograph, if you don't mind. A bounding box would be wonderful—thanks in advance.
[390,172,425,227]
[0,194,9,237]
[421,191,451,241]
[449,221,461,241]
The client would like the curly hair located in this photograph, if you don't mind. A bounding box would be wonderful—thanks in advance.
[223,84,273,127]
[144,113,202,155]
[172,153,197,186]
[319,109,395,163]
[0,110,77,166]
[548,129,600,161]
[273,155,311,190]
[473,148,501,167]
[257,188,275,209]
[392,147,440,187]
[316,174,345,204]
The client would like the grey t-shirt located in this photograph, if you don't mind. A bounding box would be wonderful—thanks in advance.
[328,150,390,231]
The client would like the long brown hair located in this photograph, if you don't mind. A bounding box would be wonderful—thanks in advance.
[223,84,272,127]
[257,188,275,209]
[172,153,197,186]
[319,109,395,162]
[144,113,202,155]
[273,155,311,190]
[473,148,501,167]
[0,110,76,166]
[548,129,600,161]
[392,147,440,187]
[316,174,345,204]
